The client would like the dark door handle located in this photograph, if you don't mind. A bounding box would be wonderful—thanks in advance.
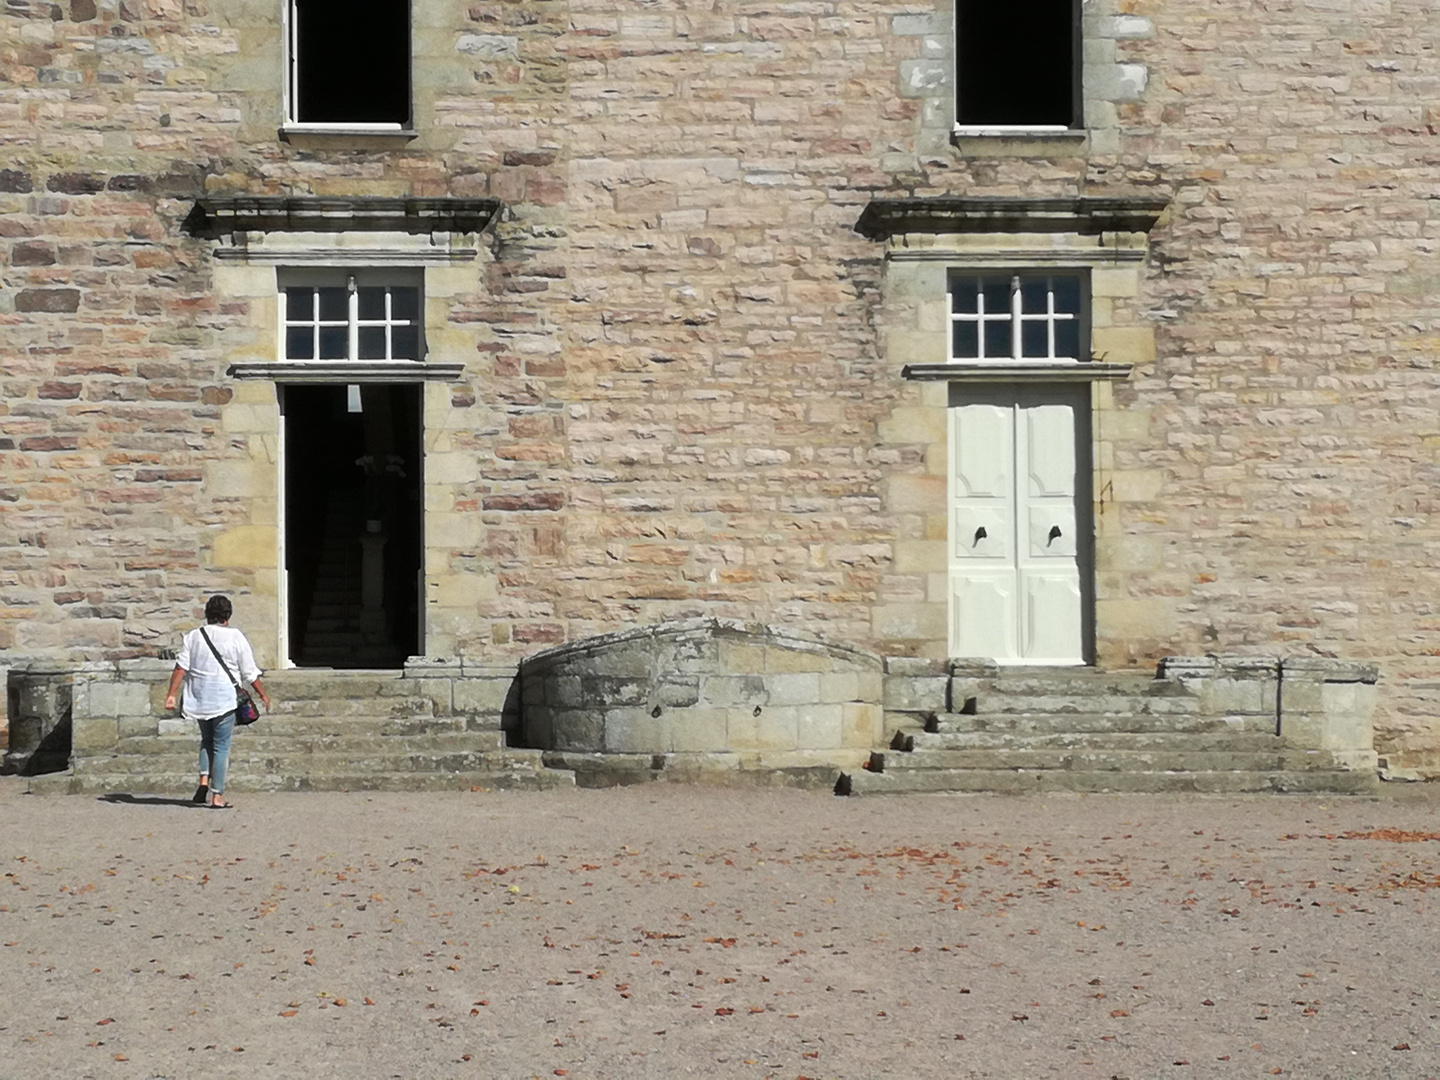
[1047,525,1062,543]
[973,526,987,545]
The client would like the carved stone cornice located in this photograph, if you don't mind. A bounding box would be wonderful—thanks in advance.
[184,196,502,239]
[855,196,1170,241]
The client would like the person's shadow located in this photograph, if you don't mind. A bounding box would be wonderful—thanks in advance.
[98,793,200,808]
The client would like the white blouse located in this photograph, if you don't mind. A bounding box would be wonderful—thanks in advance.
[175,624,262,721]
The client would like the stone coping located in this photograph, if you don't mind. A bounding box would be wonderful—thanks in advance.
[1160,655,1379,684]
[519,618,883,677]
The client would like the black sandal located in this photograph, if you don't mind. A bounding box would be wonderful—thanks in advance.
[192,784,209,805]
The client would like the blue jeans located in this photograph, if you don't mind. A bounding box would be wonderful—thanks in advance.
[196,710,236,795]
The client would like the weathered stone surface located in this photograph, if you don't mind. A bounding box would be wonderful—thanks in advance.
[520,621,882,759]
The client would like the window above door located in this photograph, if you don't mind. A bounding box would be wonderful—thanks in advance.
[950,273,1086,365]
[281,271,423,363]
[283,0,413,137]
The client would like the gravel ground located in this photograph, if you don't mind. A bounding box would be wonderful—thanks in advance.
[2,777,1439,1079]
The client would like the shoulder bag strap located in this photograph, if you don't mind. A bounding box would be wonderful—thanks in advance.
[198,626,241,690]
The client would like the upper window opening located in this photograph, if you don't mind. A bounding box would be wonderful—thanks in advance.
[955,0,1079,129]
[288,0,411,127]
[281,271,424,362]
[950,274,1084,363]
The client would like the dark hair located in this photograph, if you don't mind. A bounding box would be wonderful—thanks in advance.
[204,595,233,625]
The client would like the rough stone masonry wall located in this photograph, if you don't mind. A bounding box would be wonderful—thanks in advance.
[2,1,1440,767]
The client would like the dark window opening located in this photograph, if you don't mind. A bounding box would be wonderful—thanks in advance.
[283,383,423,668]
[291,0,410,125]
[956,0,1079,128]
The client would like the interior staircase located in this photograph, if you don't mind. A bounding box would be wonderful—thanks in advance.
[27,670,573,795]
[845,666,1379,795]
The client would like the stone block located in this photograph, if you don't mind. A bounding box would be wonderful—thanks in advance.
[766,672,819,706]
[81,680,152,718]
[543,674,582,708]
[755,705,798,751]
[842,702,883,747]
[118,714,157,739]
[212,525,277,569]
[522,706,553,749]
[670,708,728,752]
[717,640,767,674]
[886,474,946,514]
[1208,677,1276,716]
[884,674,948,711]
[819,672,860,703]
[872,602,946,641]
[878,406,946,447]
[603,707,667,754]
[703,675,767,706]
[550,708,604,752]
[1090,326,1156,364]
[652,677,701,708]
[157,718,190,736]
[796,704,843,749]
[727,706,762,750]
[72,715,117,754]
[583,676,650,707]
[765,647,831,674]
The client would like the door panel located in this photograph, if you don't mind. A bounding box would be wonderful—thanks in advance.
[949,384,1091,665]
[1021,572,1084,663]
[953,573,1017,663]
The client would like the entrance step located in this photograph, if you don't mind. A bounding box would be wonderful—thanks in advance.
[844,767,1380,796]
[846,665,1378,796]
[29,764,572,795]
[27,667,573,796]
[928,711,1272,736]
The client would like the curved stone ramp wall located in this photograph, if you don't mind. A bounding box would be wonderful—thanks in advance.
[519,619,883,787]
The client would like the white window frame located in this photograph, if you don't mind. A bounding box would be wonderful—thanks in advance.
[281,1,411,135]
[949,272,1086,365]
[278,268,425,364]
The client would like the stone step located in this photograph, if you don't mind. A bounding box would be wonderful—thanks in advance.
[930,712,1273,735]
[910,730,1286,752]
[208,715,493,736]
[871,747,1343,773]
[843,767,1380,796]
[116,729,506,756]
[965,693,1203,716]
[28,765,574,796]
[73,747,548,777]
[961,671,1191,698]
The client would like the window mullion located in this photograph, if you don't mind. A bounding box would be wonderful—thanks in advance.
[1010,275,1021,360]
[1047,277,1057,359]
[348,275,358,362]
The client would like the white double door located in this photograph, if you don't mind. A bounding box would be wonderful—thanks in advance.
[948,384,1092,665]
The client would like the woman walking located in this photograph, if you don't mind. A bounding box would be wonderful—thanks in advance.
[163,595,270,809]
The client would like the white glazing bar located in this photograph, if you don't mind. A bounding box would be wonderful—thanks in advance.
[1047,277,1056,359]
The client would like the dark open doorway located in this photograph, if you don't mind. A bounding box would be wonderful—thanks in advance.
[282,383,422,668]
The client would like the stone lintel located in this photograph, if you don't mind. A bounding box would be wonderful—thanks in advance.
[855,196,1171,241]
[227,361,465,383]
[903,361,1134,383]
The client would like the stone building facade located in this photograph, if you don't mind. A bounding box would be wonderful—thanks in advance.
[2,0,1438,774]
